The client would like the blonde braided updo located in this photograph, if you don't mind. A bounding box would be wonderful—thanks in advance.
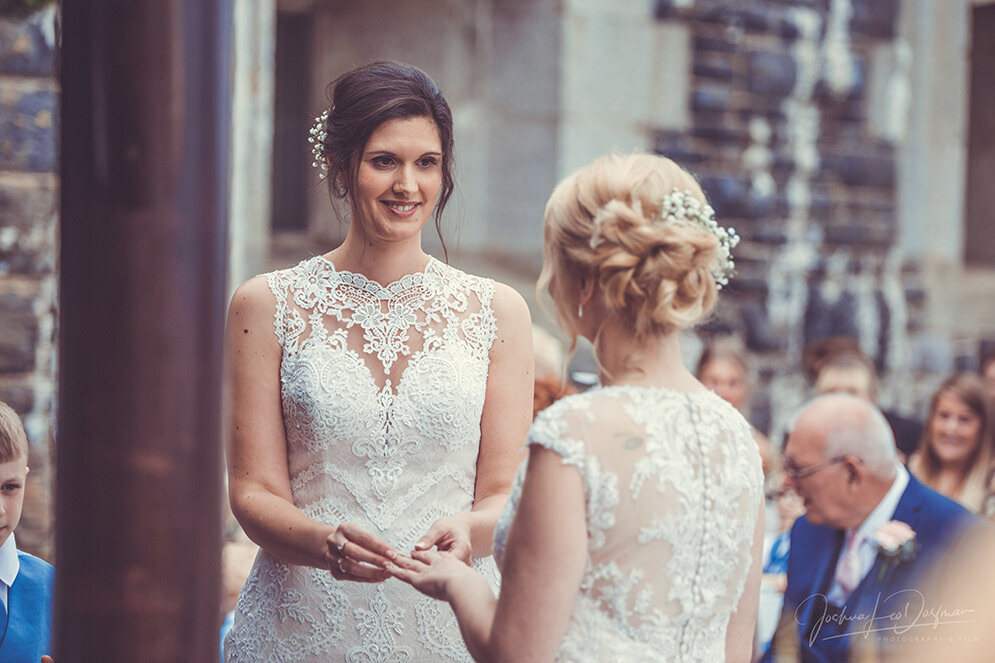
[539,153,730,340]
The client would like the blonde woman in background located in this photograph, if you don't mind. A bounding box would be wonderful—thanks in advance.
[387,153,764,662]
[909,372,994,513]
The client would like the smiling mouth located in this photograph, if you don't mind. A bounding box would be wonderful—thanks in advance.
[383,201,419,213]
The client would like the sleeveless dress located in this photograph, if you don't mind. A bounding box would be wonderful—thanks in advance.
[225,255,500,662]
[493,386,764,662]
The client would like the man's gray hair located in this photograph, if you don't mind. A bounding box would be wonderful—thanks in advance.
[816,394,899,479]
[800,393,899,479]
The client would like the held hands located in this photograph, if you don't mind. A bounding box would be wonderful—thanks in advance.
[386,549,472,602]
[414,513,473,564]
[327,522,397,583]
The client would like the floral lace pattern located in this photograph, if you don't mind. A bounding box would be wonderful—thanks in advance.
[493,386,763,662]
[225,256,499,662]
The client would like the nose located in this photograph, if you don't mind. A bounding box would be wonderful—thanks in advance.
[392,165,416,195]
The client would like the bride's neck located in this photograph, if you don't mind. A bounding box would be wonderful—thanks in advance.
[327,233,429,285]
[593,324,700,392]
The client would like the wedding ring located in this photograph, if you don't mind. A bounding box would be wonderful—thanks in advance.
[338,558,346,572]
[337,540,346,553]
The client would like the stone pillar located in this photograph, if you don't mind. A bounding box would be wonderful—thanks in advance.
[0,5,59,559]
[58,0,230,659]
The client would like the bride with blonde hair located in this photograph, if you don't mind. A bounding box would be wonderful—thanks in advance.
[388,153,765,662]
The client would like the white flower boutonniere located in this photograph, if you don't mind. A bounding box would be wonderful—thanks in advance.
[873,520,919,580]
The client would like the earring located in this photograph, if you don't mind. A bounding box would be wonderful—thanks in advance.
[578,302,584,318]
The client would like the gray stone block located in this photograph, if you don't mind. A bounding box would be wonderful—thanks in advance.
[851,0,899,39]
[747,51,796,97]
[0,11,56,77]
[0,88,58,172]
[692,84,732,112]
[0,300,38,372]
[0,382,33,413]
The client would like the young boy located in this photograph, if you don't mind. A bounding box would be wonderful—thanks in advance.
[0,400,53,659]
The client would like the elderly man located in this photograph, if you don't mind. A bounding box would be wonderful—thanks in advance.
[762,394,978,663]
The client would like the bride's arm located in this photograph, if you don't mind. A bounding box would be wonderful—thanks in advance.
[226,277,395,577]
[391,445,588,662]
[417,282,533,559]
[725,497,765,662]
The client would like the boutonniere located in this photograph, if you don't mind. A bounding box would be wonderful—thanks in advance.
[872,520,919,580]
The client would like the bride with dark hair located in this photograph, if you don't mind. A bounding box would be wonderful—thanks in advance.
[223,61,533,662]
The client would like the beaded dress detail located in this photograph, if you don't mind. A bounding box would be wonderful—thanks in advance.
[225,255,499,662]
[493,386,763,662]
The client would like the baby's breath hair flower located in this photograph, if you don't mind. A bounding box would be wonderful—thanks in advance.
[659,188,739,288]
[308,109,330,180]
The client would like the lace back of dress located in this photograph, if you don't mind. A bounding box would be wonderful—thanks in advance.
[526,388,762,657]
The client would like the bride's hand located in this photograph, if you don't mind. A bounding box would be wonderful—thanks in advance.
[415,514,472,564]
[386,549,471,601]
[327,522,397,583]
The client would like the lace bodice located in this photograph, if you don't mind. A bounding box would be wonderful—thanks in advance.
[493,386,763,662]
[225,256,500,662]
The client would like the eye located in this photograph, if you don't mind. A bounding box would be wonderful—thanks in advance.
[371,155,395,168]
[417,156,439,168]
[1,483,21,493]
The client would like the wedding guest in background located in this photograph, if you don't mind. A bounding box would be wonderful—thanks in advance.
[531,325,575,420]
[908,372,994,513]
[764,393,979,663]
[0,401,54,662]
[696,345,780,482]
[223,61,533,661]
[812,346,922,458]
[389,152,764,661]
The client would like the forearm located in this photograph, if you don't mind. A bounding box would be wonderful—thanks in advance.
[232,486,334,568]
[447,569,499,663]
[466,492,510,557]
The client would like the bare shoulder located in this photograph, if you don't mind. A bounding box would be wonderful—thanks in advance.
[490,281,531,326]
[226,275,280,342]
[229,275,275,315]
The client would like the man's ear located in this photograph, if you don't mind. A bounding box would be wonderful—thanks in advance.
[844,455,862,484]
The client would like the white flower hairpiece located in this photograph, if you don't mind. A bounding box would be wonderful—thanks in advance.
[308,109,329,180]
[659,188,740,288]
[587,189,739,288]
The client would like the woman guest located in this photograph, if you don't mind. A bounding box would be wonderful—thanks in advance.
[696,345,780,482]
[388,153,765,661]
[223,61,533,661]
[909,372,993,513]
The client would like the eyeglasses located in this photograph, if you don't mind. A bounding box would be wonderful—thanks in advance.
[783,456,849,481]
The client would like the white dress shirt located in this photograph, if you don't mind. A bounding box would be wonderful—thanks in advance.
[826,465,910,605]
[0,532,20,612]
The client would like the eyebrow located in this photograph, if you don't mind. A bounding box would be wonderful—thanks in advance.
[363,149,443,157]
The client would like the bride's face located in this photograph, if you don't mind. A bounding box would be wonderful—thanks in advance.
[351,116,443,246]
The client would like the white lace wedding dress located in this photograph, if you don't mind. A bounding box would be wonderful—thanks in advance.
[493,386,763,662]
[225,255,500,662]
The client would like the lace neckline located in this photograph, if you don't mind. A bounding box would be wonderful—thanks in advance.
[314,254,441,297]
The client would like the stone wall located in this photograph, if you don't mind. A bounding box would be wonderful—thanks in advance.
[0,5,58,558]
[654,0,919,436]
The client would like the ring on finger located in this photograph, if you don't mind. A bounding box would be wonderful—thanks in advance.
[336,540,346,554]
[338,557,346,573]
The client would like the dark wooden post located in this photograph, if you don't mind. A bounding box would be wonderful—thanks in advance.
[58,1,231,660]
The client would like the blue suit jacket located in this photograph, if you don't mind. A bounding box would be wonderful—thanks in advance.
[762,475,977,663]
[0,550,54,662]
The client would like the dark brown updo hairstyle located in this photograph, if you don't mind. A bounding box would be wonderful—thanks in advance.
[538,153,721,343]
[319,61,455,247]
